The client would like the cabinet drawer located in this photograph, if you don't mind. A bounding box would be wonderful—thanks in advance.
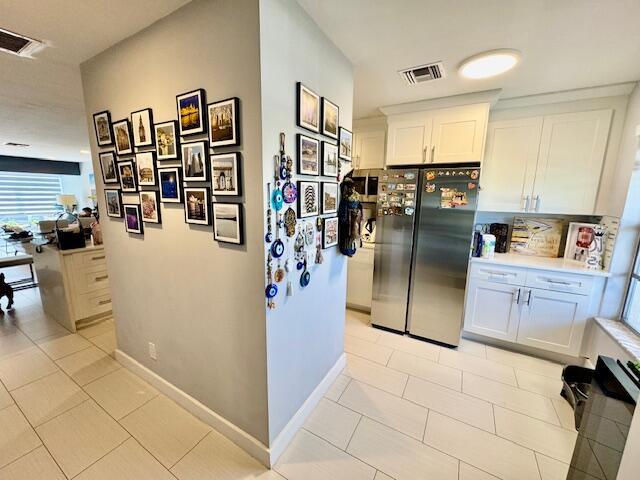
[525,270,593,296]
[469,263,526,286]
[74,267,109,294]
[75,250,107,268]
[78,289,112,318]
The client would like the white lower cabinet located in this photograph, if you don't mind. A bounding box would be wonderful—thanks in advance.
[347,247,375,310]
[464,279,521,342]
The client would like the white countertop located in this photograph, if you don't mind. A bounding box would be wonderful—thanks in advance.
[470,253,610,277]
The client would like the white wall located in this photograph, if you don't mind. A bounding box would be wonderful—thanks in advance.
[259,0,353,443]
[81,0,270,444]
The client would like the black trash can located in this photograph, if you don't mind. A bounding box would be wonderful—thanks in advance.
[560,364,594,430]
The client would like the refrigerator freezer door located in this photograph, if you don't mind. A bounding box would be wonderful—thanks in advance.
[407,167,479,346]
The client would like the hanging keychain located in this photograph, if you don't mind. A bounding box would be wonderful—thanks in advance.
[294,230,305,270]
[271,208,285,258]
[285,258,293,296]
[265,252,277,309]
[300,258,311,288]
[265,183,273,243]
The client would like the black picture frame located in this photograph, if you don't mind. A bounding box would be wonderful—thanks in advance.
[321,141,339,177]
[112,119,133,156]
[139,190,162,224]
[321,97,339,139]
[184,187,211,225]
[99,151,119,184]
[211,152,241,196]
[297,134,319,176]
[131,108,155,148]
[297,180,320,218]
[208,97,240,148]
[93,110,113,147]
[124,204,143,234]
[338,127,352,162]
[135,151,157,187]
[154,120,180,161]
[213,202,243,245]
[117,160,138,192]
[181,140,209,182]
[296,82,320,134]
[321,182,338,214]
[104,189,122,218]
[158,167,182,203]
[176,89,207,136]
[322,216,339,248]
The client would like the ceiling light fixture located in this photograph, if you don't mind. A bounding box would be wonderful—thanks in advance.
[459,49,521,79]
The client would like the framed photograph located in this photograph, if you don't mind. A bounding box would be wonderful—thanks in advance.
[131,108,154,147]
[135,151,157,187]
[176,89,206,136]
[93,110,113,147]
[99,151,118,184]
[104,189,122,218]
[297,134,319,176]
[154,120,180,160]
[321,182,338,214]
[184,187,210,225]
[139,191,161,224]
[112,119,133,155]
[339,127,352,161]
[124,204,143,234]
[321,142,338,177]
[117,160,137,192]
[213,203,243,244]
[211,153,240,196]
[158,167,182,203]
[181,141,208,181]
[323,217,339,248]
[321,98,339,139]
[296,82,320,133]
[297,180,319,218]
[208,97,240,147]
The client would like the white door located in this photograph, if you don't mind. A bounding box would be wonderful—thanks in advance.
[431,104,489,163]
[386,114,432,166]
[463,278,522,342]
[354,129,385,169]
[517,288,589,356]
[532,109,612,214]
[478,117,543,212]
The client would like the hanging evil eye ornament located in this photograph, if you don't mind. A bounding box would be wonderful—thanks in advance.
[265,252,277,309]
[284,208,296,237]
[282,181,297,204]
[271,186,284,212]
[294,231,305,270]
[300,259,311,288]
[265,183,273,243]
[270,239,284,258]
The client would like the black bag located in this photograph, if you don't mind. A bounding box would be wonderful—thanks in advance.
[56,215,86,250]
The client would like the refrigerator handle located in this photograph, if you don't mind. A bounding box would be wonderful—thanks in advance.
[514,288,521,304]
[523,195,530,212]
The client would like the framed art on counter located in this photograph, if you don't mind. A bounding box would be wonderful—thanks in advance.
[211,152,240,196]
[93,110,113,147]
[139,191,161,224]
[297,134,319,176]
[182,141,208,181]
[124,204,143,234]
[321,97,339,139]
[99,151,118,184]
[213,202,243,244]
[297,180,319,218]
[117,160,137,192]
[112,119,133,155]
[131,108,154,147]
[135,151,157,187]
[296,82,320,133]
[154,120,180,161]
[184,187,210,225]
[104,189,122,218]
[158,167,182,203]
[208,97,240,147]
[176,89,206,136]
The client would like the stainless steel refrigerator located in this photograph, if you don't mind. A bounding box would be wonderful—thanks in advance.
[371,166,480,346]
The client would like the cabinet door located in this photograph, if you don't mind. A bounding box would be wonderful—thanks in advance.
[354,129,385,169]
[532,109,612,214]
[517,288,589,356]
[386,115,432,166]
[347,247,374,309]
[478,117,543,212]
[431,104,489,163]
[463,278,522,342]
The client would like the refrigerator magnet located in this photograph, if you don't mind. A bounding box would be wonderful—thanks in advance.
[426,171,435,180]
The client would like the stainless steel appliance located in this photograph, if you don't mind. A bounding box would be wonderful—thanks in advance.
[371,166,480,346]
[351,168,383,204]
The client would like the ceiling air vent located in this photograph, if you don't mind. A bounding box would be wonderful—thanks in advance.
[398,62,446,85]
[4,142,30,147]
[0,28,45,57]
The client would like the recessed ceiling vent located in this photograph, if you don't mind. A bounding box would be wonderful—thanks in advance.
[0,28,45,57]
[398,62,446,85]
[4,142,29,147]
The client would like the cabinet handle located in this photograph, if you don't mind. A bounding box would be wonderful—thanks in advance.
[431,146,435,163]
[514,288,521,304]
[91,255,105,261]
[534,195,540,212]
[546,279,572,286]
[95,275,108,282]
[524,289,532,306]
[523,195,530,212]
[98,299,111,305]
[488,272,508,277]
[422,147,427,163]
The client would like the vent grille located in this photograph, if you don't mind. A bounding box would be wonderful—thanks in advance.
[0,28,44,57]
[398,62,446,85]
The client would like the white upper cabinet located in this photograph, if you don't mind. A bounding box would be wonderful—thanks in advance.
[386,114,432,166]
[353,128,385,169]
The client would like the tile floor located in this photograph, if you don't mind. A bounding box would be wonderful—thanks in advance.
[0,288,577,480]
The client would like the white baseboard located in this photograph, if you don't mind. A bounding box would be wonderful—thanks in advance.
[268,352,346,465]
[115,349,271,467]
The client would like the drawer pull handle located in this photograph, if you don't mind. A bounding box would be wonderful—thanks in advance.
[546,279,572,286]
[91,256,106,261]
[95,275,108,281]
[98,299,111,305]
[488,272,508,276]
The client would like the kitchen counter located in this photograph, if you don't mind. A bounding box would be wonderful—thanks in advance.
[470,253,610,277]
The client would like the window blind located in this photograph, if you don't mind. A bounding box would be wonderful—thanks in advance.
[0,172,63,221]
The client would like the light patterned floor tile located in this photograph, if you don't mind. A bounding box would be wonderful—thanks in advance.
[347,417,458,480]
[387,350,461,391]
[0,331,33,359]
[485,346,563,379]
[77,319,115,339]
[456,339,487,358]
[459,463,500,480]
[515,369,564,398]
[463,371,561,426]
[325,374,351,401]
[12,370,88,426]
[339,380,428,440]
[172,429,285,480]
[493,406,577,463]
[37,334,92,360]
[36,400,129,478]
[374,471,394,480]
[120,395,210,468]
[0,404,42,468]
[0,446,65,480]
[424,411,540,480]
[376,331,440,362]
[535,453,570,480]
[439,348,517,386]
[75,437,174,480]
[275,429,375,480]
[404,376,495,433]
[84,368,158,420]
[55,346,121,386]
[552,397,577,430]
[344,353,408,396]
[0,346,59,390]
[304,398,361,449]
[0,318,19,337]
[345,334,393,365]
[345,319,381,343]
[90,330,117,356]
[17,317,68,342]
[0,380,12,409]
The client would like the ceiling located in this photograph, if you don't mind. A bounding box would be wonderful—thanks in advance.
[0,0,191,163]
[297,0,640,119]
